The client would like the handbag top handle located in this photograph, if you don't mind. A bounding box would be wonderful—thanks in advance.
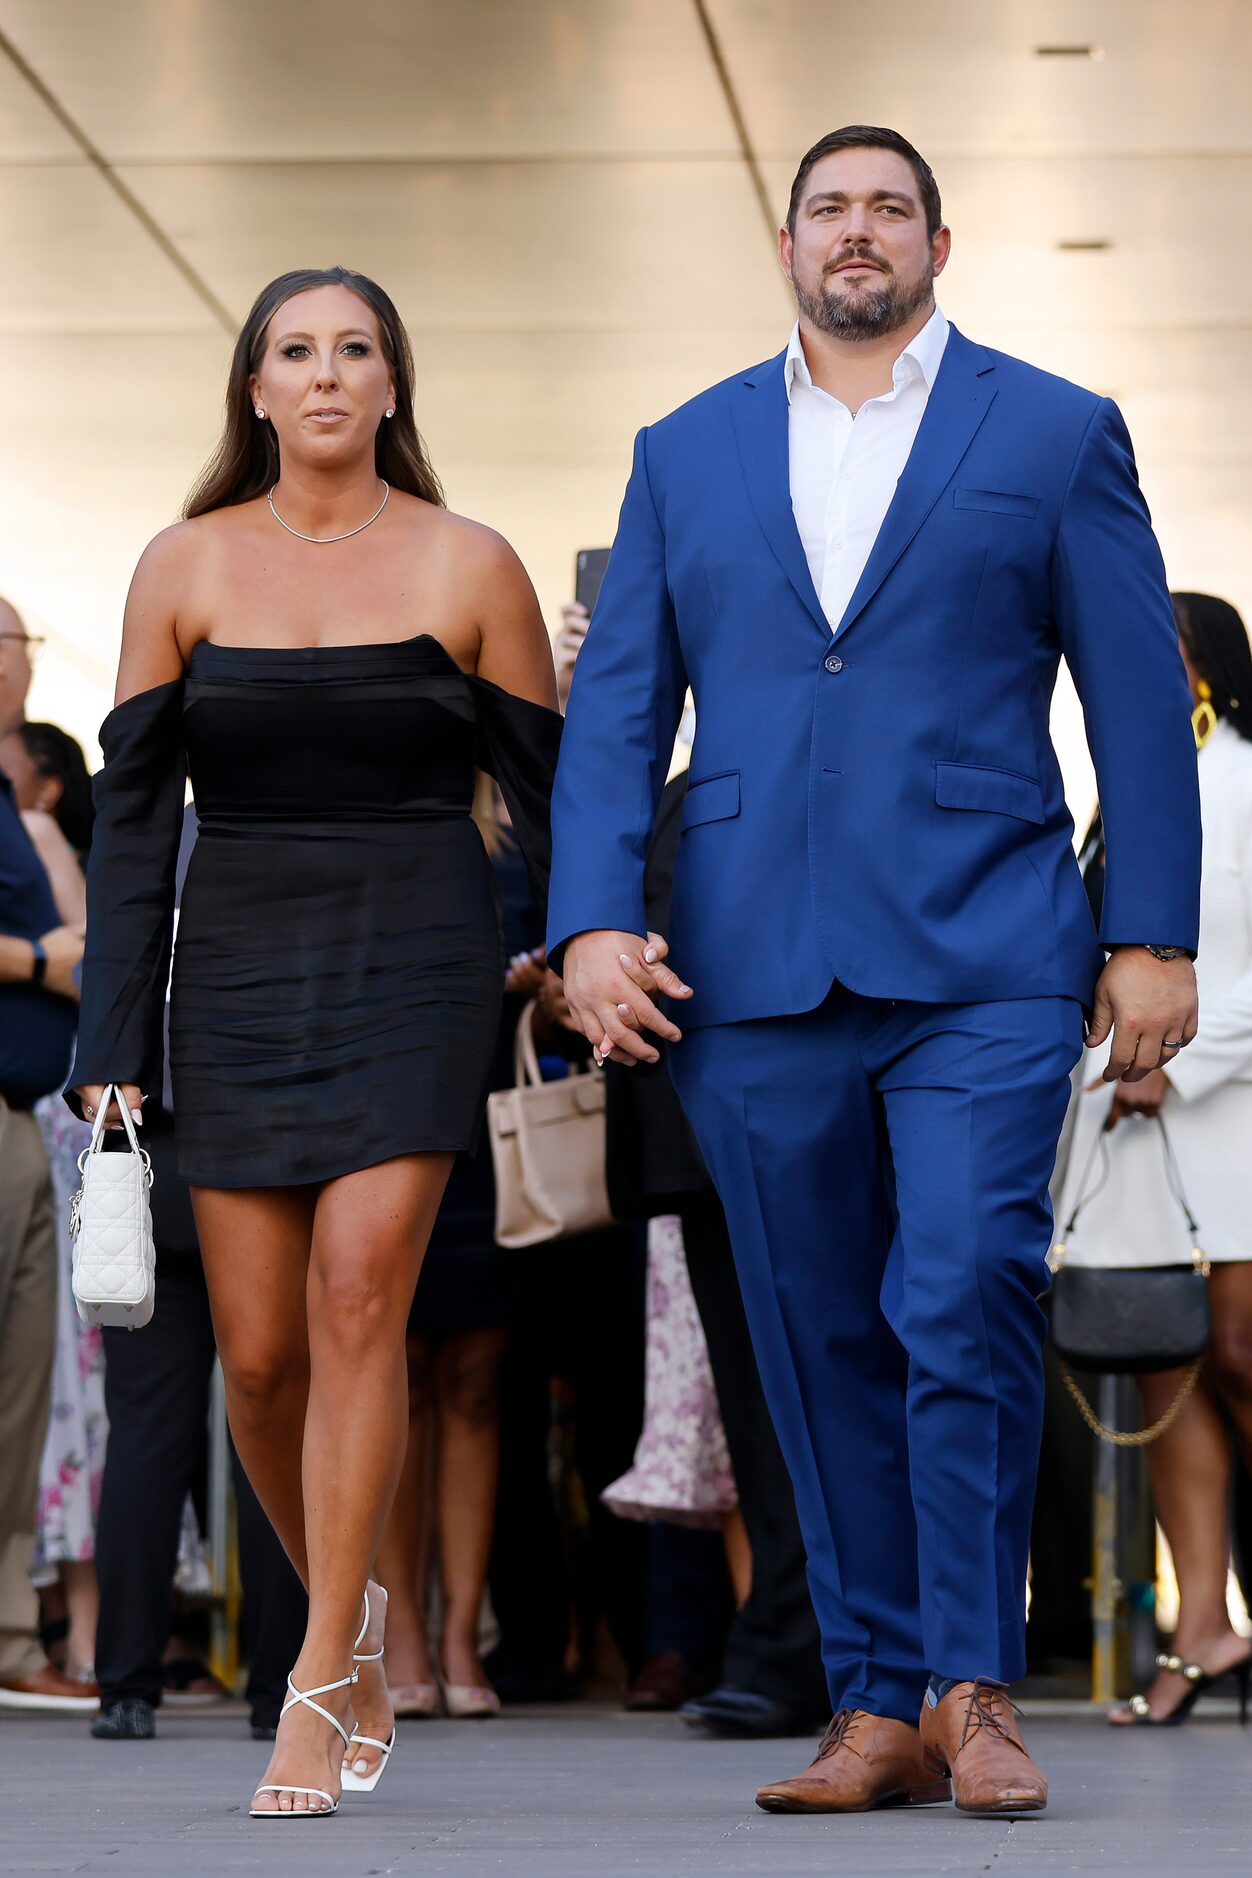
[1050,1110,1208,1276]
[511,998,602,1091]
[512,1000,545,1090]
[81,1083,148,1166]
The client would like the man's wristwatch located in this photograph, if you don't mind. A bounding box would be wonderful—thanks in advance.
[29,939,47,985]
[1142,944,1194,963]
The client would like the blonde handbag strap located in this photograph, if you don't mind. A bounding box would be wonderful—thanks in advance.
[513,1000,544,1090]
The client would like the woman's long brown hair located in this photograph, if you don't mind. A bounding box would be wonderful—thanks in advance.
[184,266,444,518]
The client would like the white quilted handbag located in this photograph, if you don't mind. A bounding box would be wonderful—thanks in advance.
[69,1085,156,1329]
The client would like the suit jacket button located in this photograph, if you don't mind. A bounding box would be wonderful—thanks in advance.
[824,654,843,673]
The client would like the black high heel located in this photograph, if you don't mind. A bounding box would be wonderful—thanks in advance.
[1118,1650,1252,1727]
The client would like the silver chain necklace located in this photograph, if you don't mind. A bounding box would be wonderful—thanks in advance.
[267,481,390,544]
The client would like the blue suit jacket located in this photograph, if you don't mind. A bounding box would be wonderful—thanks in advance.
[547,327,1201,1025]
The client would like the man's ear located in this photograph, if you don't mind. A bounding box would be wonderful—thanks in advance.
[779,225,795,284]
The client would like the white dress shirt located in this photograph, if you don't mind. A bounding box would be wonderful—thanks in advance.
[785,304,950,631]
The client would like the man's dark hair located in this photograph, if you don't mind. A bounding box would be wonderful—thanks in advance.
[786,126,942,239]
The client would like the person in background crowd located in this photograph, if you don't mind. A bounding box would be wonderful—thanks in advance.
[0,721,93,927]
[0,713,104,1694]
[0,597,96,1712]
[375,784,537,1720]
[482,606,650,1705]
[1057,593,1252,1727]
[92,807,309,1741]
[599,1205,738,1713]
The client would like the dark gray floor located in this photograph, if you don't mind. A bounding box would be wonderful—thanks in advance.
[1,1703,1249,1875]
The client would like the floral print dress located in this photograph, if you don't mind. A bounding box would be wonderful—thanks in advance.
[602,1215,737,1529]
[31,1096,106,1578]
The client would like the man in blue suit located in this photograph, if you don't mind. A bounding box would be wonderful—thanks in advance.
[547,126,1201,1815]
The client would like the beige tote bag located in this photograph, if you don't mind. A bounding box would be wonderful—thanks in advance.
[488,999,615,1247]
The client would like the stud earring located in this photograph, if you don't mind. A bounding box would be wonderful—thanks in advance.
[385,408,395,419]
[255,405,266,419]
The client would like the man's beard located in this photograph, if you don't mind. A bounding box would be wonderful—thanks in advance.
[795,253,935,342]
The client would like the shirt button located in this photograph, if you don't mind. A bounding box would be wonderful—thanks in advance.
[824,654,843,674]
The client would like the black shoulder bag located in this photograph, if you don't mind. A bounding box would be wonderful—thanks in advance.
[1049,1113,1210,1445]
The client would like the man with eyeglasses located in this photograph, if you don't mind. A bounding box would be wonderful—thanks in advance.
[0,595,95,1712]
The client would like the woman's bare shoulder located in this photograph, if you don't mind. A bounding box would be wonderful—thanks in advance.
[118,514,238,698]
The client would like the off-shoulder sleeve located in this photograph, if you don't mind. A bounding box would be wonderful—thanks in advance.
[467,673,562,916]
[65,679,187,1118]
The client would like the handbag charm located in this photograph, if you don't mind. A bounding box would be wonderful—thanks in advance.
[69,1084,157,1330]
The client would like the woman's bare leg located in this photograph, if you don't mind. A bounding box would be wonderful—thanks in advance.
[193,1185,316,1584]
[194,1157,452,1808]
[305,1154,454,1785]
[434,1328,508,1690]
[374,1332,439,1688]
[722,1508,752,1609]
[1207,1262,1252,1467]
[61,1559,99,1679]
[1109,1366,1244,1722]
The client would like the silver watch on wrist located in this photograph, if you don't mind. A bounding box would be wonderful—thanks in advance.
[1143,944,1194,962]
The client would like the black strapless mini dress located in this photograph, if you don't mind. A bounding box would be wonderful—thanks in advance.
[68,634,561,1189]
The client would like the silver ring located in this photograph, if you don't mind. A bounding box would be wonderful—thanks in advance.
[1163,1039,1184,1051]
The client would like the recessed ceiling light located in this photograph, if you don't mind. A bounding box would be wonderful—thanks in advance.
[1055,238,1113,252]
[1034,44,1106,60]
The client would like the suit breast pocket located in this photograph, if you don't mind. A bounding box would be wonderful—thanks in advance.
[952,487,1041,520]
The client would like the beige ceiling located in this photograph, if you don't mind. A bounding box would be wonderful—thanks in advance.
[1,0,1247,825]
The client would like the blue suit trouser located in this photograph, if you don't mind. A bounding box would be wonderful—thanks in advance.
[669,985,1083,1723]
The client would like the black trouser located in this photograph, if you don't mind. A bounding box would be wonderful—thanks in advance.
[679,1194,827,1713]
[95,1242,305,1720]
[489,1226,650,1684]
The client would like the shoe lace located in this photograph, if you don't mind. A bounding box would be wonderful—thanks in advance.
[957,1680,1027,1756]
[816,1708,865,1762]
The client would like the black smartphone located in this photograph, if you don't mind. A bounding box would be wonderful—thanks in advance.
[574,548,611,618]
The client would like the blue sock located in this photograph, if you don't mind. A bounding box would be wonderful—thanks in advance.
[925,1675,961,1708]
[926,1673,1006,1707]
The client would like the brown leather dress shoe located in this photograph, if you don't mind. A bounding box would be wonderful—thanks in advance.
[918,1680,1047,1815]
[756,1708,952,1813]
[624,1651,704,1712]
[0,1663,101,1711]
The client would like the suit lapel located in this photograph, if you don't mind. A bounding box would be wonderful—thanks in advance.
[729,352,828,638]
[834,327,998,640]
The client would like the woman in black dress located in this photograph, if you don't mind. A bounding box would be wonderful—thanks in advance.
[70,266,561,1817]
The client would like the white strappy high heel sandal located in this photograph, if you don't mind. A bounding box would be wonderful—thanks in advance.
[341,1585,396,1796]
[249,1667,358,1819]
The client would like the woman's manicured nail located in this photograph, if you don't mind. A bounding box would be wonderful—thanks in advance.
[644,947,658,963]
[617,1004,631,1016]
[619,953,634,967]
[131,1109,143,1124]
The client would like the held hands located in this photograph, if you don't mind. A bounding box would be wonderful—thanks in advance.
[1085,948,1198,1086]
[561,930,693,1067]
[72,1083,144,1130]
